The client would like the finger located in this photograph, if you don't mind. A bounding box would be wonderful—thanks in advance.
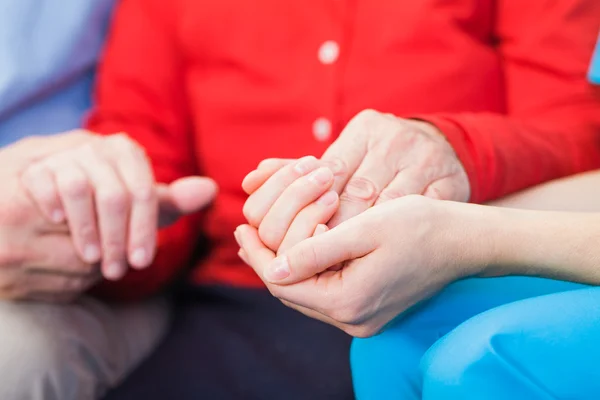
[320,113,370,194]
[373,167,430,206]
[423,176,470,202]
[277,191,339,254]
[329,150,398,227]
[20,269,100,300]
[262,217,376,285]
[28,234,99,276]
[235,224,332,309]
[279,298,344,330]
[242,158,294,195]
[157,177,218,227]
[259,167,335,250]
[236,243,344,328]
[243,156,320,227]
[75,147,130,281]
[311,224,345,272]
[105,135,158,269]
[20,162,65,223]
[46,159,102,264]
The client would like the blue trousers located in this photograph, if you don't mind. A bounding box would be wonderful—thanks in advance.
[351,277,600,399]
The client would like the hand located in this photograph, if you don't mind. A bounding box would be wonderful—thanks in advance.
[243,109,470,230]
[0,132,102,302]
[242,156,340,254]
[235,195,483,337]
[20,133,218,281]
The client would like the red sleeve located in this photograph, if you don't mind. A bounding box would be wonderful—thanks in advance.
[86,0,199,301]
[418,0,600,203]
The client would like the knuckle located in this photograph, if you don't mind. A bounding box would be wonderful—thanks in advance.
[110,133,141,153]
[355,109,380,121]
[20,163,42,184]
[60,175,90,198]
[257,158,281,170]
[343,109,382,138]
[97,190,129,213]
[103,238,126,254]
[242,200,261,227]
[131,184,156,202]
[76,223,97,240]
[257,224,279,251]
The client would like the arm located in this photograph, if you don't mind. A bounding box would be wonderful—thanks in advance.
[443,202,600,285]
[86,0,200,301]
[417,0,600,203]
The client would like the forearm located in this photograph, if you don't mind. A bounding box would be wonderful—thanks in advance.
[444,201,600,285]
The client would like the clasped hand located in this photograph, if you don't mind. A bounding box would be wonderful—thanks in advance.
[236,110,472,337]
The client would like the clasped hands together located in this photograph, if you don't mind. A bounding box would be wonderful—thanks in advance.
[4,110,473,336]
[236,110,474,337]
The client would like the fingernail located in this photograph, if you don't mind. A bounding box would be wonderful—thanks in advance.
[294,156,318,175]
[130,248,148,268]
[308,167,333,185]
[264,256,290,282]
[51,209,65,223]
[104,262,124,280]
[316,190,338,206]
[83,245,100,263]
[346,178,377,200]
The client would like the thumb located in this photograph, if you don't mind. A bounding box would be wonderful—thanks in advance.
[158,176,218,227]
[265,219,374,285]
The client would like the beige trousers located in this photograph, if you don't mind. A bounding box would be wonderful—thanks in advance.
[0,296,170,400]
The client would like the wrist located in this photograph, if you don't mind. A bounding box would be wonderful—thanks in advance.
[430,200,497,278]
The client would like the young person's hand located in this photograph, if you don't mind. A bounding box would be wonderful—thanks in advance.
[236,196,486,337]
[242,156,339,254]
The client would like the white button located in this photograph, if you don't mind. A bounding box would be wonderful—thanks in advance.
[318,40,339,65]
[312,118,332,141]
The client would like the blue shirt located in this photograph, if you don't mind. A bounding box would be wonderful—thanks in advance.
[0,0,114,147]
[590,34,600,84]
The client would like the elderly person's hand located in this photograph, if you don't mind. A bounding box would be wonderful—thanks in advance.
[20,133,217,281]
[242,109,469,253]
[235,195,486,337]
[0,132,100,302]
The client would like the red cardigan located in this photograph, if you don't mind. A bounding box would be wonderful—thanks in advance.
[87,0,600,300]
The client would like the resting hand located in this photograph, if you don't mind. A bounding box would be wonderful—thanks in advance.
[0,132,100,301]
[20,133,217,281]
